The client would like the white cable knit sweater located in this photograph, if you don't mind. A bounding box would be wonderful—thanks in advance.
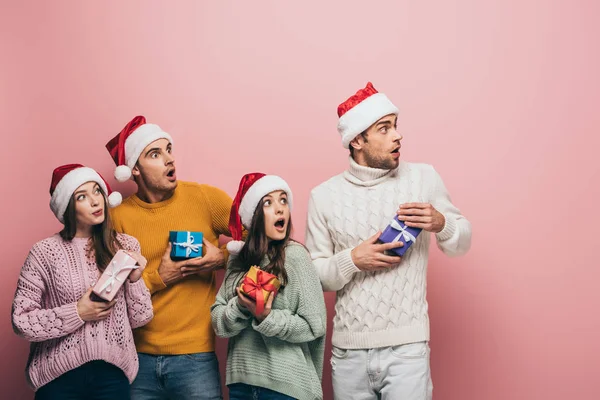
[306,157,471,349]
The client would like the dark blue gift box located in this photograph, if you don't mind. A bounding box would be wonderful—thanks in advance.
[379,216,422,256]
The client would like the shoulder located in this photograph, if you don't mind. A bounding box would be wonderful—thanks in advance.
[179,181,231,202]
[309,172,346,202]
[27,234,65,271]
[109,195,138,219]
[116,233,140,251]
[284,241,312,265]
[30,234,65,255]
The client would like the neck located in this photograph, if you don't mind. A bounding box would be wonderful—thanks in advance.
[74,224,93,238]
[346,156,394,184]
[136,185,175,204]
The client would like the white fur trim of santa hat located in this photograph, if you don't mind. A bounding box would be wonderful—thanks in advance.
[50,167,121,223]
[238,175,293,229]
[115,123,173,182]
[337,92,399,149]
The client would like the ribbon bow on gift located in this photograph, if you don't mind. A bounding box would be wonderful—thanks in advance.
[98,259,139,294]
[173,232,202,257]
[389,218,417,244]
[241,270,278,315]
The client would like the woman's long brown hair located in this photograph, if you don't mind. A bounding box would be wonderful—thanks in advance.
[59,187,121,272]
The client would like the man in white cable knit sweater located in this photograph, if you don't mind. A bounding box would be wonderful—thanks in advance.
[306,82,472,400]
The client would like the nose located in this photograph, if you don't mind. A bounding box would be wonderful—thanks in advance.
[165,152,175,165]
[392,128,403,142]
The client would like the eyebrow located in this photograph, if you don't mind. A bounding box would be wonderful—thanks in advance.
[376,120,393,127]
[74,183,99,196]
[144,147,162,157]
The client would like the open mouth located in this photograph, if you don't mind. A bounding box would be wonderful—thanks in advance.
[274,218,286,230]
[166,168,176,180]
[92,209,103,217]
[391,147,400,154]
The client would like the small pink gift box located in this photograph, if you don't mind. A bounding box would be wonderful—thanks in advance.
[92,250,139,301]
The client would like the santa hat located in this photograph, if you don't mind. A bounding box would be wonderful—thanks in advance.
[226,172,293,255]
[337,82,399,149]
[49,164,122,223]
[105,115,173,182]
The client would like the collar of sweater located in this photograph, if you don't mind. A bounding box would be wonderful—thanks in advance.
[343,156,398,187]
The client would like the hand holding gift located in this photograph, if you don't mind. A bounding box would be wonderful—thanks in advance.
[397,203,445,233]
[379,215,422,257]
[125,251,147,282]
[351,231,404,271]
[237,287,273,322]
[92,250,139,302]
[237,266,281,319]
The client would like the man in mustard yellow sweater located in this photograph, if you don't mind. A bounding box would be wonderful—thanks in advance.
[105,115,232,399]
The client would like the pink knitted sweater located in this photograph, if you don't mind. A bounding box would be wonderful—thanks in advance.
[12,233,153,390]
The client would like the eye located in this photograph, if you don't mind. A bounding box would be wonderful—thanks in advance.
[167,147,172,154]
[76,194,85,201]
[263,199,271,207]
[280,197,287,205]
[380,126,388,133]
[150,151,159,158]
[94,187,101,195]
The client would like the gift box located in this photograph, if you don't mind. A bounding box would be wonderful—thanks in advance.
[169,231,203,260]
[379,216,422,256]
[239,266,281,315]
[92,250,139,301]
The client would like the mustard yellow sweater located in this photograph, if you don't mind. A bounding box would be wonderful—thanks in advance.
[110,181,232,354]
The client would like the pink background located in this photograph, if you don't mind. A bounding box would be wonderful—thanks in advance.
[1,1,598,398]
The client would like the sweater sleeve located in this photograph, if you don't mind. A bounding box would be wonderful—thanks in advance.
[252,245,327,343]
[430,167,472,256]
[305,191,360,292]
[12,248,85,342]
[119,235,154,329]
[210,267,253,338]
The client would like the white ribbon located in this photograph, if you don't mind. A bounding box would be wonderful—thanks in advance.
[98,259,139,294]
[173,232,202,257]
[389,219,417,244]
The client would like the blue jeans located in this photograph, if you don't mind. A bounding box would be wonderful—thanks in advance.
[228,383,295,400]
[131,352,222,400]
[35,360,129,400]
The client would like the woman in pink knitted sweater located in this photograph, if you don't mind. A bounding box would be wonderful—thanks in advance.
[11,164,154,400]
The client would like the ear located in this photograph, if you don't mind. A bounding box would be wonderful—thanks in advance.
[349,134,366,152]
[131,163,141,177]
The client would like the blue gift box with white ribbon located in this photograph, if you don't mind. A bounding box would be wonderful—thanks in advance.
[379,216,422,256]
[169,231,203,260]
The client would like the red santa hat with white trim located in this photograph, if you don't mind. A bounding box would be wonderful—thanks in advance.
[226,172,293,255]
[49,164,122,223]
[337,82,399,149]
[105,115,173,182]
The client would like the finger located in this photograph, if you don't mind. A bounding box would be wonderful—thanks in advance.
[366,231,382,244]
[163,242,173,258]
[399,203,429,209]
[266,293,274,308]
[96,310,112,319]
[202,238,215,248]
[184,256,208,267]
[377,241,405,251]
[397,208,430,216]
[397,216,432,223]
[375,254,403,264]
[404,222,429,229]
